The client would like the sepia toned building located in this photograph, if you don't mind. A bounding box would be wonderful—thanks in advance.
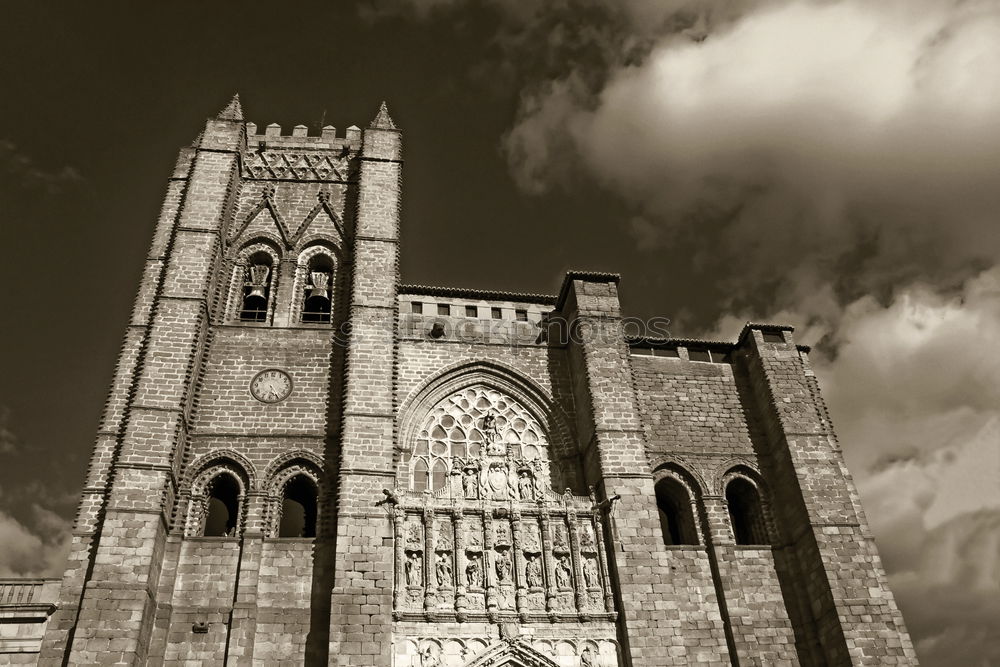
[8,97,917,665]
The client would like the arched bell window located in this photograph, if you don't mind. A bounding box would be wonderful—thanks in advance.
[726,477,768,545]
[301,252,334,323]
[654,477,699,546]
[239,250,274,322]
[203,473,242,537]
[278,474,319,538]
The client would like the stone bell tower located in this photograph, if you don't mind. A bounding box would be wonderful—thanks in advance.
[38,96,401,665]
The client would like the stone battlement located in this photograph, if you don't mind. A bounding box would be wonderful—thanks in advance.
[244,121,361,152]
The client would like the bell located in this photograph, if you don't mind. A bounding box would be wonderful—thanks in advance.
[246,264,270,300]
[307,271,330,301]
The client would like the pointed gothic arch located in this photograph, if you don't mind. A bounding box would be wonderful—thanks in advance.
[396,360,581,493]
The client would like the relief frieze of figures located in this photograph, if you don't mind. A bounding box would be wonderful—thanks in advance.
[386,409,616,623]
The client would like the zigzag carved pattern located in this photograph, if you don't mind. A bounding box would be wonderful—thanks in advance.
[242,151,348,182]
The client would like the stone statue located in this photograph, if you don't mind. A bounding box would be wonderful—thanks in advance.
[579,525,594,549]
[553,524,568,550]
[482,412,505,455]
[518,471,534,500]
[583,556,599,588]
[555,555,572,589]
[521,526,539,552]
[436,552,452,587]
[466,554,482,587]
[495,521,511,545]
[419,643,440,667]
[405,552,422,586]
[496,550,512,582]
[525,554,542,588]
[580,645,599,667]
[462,465,478,499]
[406,522,421,547]
[531,459,545,497]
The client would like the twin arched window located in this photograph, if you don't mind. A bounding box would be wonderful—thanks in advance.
[653,470,770,547]
[230,242,338,325]
[187,459,322,539]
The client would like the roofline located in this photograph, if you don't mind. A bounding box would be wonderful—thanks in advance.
[400,284,557,305]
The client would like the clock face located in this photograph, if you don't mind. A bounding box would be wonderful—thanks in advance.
[250,369,292,403]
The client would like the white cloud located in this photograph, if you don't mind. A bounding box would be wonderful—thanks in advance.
[506,0,1000,306]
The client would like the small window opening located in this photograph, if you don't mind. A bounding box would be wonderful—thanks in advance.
[465,305,478,318]
[278,474,318,538]
[726,478,767,545]
[437,304,450,316]
[413,459,429,493]
[204,474,240,537]
[239,252,273,322]
[515,309,528,321]
[411,302,423,314]
[491,307,503,319]
[687,348,711,362]
[655,477,698,545]
[431,460,448,491]
[762,331,785,344]
[709,350,731,363]
[301,254,333,323]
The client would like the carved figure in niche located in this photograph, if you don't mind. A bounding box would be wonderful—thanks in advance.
[518,471,534,501]
[580,645,599,667]
[496,549,512,582]
[466,554,482,587]
[553,524,568,550]
[579,525,595,550]
[419,643,441,667]
[531,459,545,496]
[462,463,479,499]
[495,521,511,545]
[435,552,452,587]
[406,522,422,547]
[555,554,572,589]
[466,524,482,549]
[521,526,539,552]
[405,552,422,586]
[583,556,599,588]
[525,554,543,588]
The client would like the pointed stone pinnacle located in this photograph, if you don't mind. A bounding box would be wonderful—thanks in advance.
[217,93,244,121]
[369,100,396,129]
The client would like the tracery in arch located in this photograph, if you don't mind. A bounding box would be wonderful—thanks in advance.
[405,385,554,493]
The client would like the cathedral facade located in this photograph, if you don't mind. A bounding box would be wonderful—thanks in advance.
[17,98,916,665]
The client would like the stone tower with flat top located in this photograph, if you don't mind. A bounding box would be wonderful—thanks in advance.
[24,97,916,666]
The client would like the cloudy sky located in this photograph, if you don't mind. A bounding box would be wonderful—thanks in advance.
[1,2,998,664]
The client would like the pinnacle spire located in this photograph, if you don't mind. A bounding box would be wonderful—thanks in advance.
[217,93,243,121]
[369,100,396,129]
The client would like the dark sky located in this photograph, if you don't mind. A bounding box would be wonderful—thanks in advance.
[1,3,998,665]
